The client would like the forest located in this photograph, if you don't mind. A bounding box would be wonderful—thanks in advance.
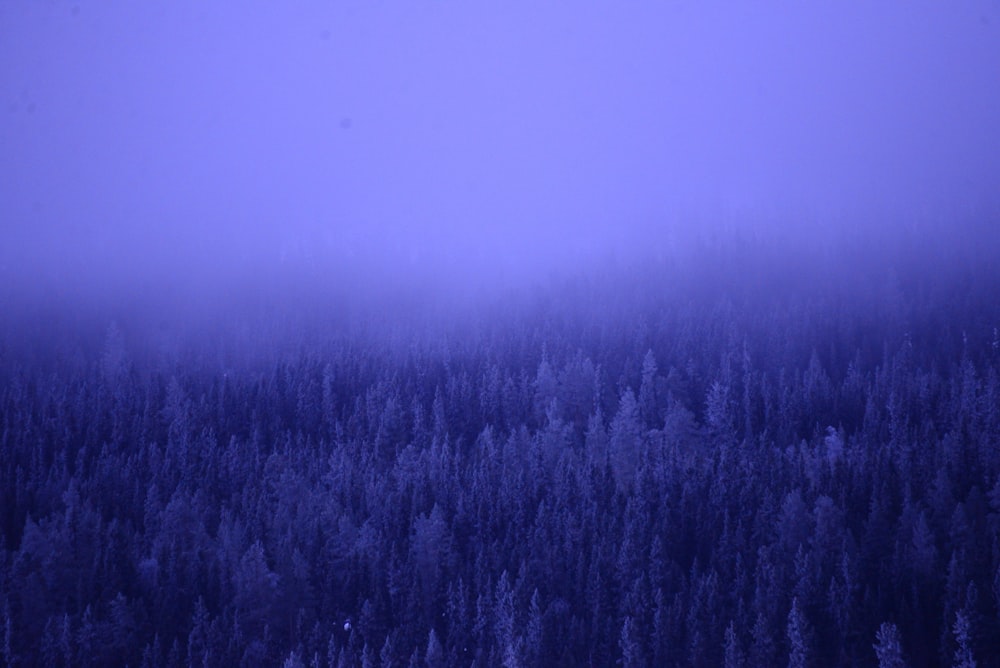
[2,226,1000,667]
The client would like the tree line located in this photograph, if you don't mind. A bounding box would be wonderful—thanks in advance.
[2,234,1000,666]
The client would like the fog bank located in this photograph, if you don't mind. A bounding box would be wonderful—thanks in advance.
[2,1,999,304]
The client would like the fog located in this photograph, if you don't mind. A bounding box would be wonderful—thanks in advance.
[2,1,1000,308]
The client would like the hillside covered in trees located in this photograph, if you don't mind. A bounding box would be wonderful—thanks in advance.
[3,228,1000,667]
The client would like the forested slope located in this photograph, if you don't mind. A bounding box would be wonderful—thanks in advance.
[2,232,1000,667]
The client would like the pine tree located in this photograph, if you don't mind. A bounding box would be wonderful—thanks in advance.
[283,650,306,668]
[952,611,977,668]
[609,388,642,490]
[379,636,394,668]
[2,600,15,668]
[619,616,642,668]
[425,629,444,668]
[873,622,906,668]
[724,621,745,668]
[494,572,520,668]
[786,598,811,668]
[638,349,660,428]
[524,589,543,666]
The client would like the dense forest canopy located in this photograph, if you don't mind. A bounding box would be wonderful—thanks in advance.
[3,223,1000,667]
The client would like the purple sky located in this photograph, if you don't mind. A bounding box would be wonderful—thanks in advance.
[2,1,999,293]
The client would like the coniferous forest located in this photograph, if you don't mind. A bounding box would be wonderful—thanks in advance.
[2,228,1000,668]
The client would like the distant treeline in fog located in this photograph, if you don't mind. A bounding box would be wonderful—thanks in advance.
[2,227,1000,666]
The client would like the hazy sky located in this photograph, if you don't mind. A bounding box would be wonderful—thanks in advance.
[2,1,999,291]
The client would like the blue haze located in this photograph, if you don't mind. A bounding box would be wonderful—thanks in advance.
[2,1,999,306]
[5,5,1000,667]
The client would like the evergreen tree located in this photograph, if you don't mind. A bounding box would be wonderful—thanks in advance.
[786,597,811,668]
[952,611,977,668]
[873,622,907,668]
[724,621,745,668]
[619,615,642,668]
[424,629,444,668]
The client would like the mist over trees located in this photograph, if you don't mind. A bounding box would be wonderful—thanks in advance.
[4,2,1000,666]
[2,228,1000,666]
